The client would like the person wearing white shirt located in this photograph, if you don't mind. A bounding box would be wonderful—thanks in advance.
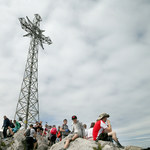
[87,122,95,139]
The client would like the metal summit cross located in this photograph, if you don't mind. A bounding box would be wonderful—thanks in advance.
[15,14,52,129]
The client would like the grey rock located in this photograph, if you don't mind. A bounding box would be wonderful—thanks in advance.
[125,146,142,150]
[36,135,49,150]
[0,130,143,150]
[49,138,142,150]
[3,130,49,150]
[50,138,98,150]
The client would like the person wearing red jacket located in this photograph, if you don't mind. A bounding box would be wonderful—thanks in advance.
[93,113,124,148]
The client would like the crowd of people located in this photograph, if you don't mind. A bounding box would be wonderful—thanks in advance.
[2,113,124,150]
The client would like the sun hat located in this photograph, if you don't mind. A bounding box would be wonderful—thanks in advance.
[97,113,110,120]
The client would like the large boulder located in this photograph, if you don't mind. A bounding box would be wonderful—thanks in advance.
[49,138,142,150]
[36,135,49,150]
[0,130,143,150]
[49,138,97,150]
[6,130,49,150]
[11,129,26,150]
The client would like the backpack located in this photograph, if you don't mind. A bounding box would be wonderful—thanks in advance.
[50,128,57,135]
[25,129,30,137]
[57,131,61,138]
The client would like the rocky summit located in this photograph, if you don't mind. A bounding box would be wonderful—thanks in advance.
[0,130,142,150]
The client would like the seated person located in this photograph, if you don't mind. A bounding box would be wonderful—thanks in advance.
[8,120,20,136]
[83,124,88,138]
[87,122,95,140]
[9,120,15,128]
[60,115,85,150]
[93,113,124,148]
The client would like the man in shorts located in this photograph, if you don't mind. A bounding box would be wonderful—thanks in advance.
[93,113,124,148]
[60,115,85,150]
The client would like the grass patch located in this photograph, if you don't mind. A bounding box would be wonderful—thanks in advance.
[93,143,102,150]
[1,141,6,147]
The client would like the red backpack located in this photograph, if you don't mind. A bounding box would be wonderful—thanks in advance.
[50,128,57,135]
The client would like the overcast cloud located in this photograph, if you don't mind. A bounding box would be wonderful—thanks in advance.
[0,0,150,148]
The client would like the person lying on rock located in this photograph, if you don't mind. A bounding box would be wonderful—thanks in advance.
[93,113,124,148]
[8,120,20,136]
[60,115,85,150]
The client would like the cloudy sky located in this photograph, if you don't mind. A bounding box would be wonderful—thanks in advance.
[0,0,150,147]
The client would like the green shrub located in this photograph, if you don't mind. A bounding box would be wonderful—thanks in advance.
[1,141,6,147]
[93,143,102,150]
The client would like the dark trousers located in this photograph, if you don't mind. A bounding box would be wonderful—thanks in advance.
[48,135,56,146]
[26,137,34,150]
[97,133,113,142]
[3,127,8,138]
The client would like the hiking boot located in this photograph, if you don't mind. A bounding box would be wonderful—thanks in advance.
[116,141,124,148]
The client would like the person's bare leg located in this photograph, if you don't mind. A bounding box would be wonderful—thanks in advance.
[71,134,78,141]
[108,131,117,142]
[8,128,14,136]
[64,139,70,149]
[108,131,124,148]
[34,142,37,149]
[8,127,11,135]
[64,134,78,149]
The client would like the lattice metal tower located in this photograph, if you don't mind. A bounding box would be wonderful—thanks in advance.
[15,14,52,129]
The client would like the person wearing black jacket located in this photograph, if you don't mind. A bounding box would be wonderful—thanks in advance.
[3,116,10,138]
[9,120,15,128]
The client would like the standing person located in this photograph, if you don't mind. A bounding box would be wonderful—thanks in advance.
[60,115,85,150]
[87,122,95,139]
[2,116,10,138]
[48,125,57,146]
[60,119,70,139]
[24,124,37,150]
[56,126,62,142]
[42,124,49,138]
[33,121,39,132]
[93,113,124,148]
[36,123,43,135]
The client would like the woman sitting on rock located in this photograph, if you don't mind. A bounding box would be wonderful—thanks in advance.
[87,122,95,140]
[60,115,85,150]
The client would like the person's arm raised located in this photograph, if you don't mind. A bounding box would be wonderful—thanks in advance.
[104,120,112,133]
